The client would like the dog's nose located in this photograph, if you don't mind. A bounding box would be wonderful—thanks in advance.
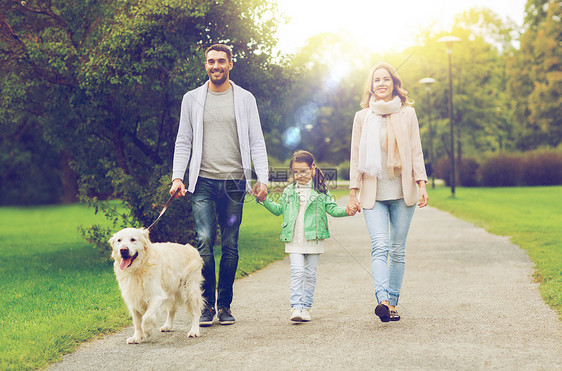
[120,248,130,259]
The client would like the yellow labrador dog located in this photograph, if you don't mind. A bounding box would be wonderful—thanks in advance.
[109,228,203,344]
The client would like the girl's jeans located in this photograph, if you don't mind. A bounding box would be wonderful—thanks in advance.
[363,199,415,306]
[289,253,320,310]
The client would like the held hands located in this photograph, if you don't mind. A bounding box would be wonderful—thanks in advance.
[346,194,361,216]
[170,179,186,199]
[252,182,268,202]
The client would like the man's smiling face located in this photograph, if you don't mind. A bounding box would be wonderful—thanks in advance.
[205,50,233,86]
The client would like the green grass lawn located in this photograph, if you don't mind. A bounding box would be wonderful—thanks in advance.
[0,198,283,370]
[428,185,562,318]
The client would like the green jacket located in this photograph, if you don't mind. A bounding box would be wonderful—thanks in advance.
[260,184,348,242]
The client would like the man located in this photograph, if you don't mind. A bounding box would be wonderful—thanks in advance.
[170,44,268,326]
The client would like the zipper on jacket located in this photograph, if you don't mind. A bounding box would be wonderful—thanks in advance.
[315,195,319,243]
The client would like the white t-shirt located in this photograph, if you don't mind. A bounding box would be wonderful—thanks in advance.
[285,180,324,254]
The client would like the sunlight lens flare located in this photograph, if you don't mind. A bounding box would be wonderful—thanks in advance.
[283,127,301,149]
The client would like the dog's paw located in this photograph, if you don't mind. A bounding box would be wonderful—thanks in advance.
[142,319,155,338]
[160,325,173,332]
[187,329,200,338]
[127,335,144,344]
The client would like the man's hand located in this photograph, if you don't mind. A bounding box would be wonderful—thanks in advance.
[170,178,186,199]
[252,182,268,202]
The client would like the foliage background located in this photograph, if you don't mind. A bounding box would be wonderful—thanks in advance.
[0,0,560,242]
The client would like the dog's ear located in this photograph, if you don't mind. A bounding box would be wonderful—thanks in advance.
[108,233,119,260]
[139,228,151,249]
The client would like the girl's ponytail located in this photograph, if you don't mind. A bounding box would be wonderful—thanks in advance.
[313,166,328,194]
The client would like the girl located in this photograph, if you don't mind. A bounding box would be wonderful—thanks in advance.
[348,62,428,322]
[259,150,353,322]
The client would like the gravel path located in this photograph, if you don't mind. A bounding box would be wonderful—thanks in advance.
[48,200,562,370]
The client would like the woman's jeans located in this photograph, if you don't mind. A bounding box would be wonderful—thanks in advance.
[289,253,320,310]
[363,199,415,306]
[191,177,246,310]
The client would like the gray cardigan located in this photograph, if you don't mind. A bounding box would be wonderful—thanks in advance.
[172,80,269,193]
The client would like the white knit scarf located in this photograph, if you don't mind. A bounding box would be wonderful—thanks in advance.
[358,96,402,178]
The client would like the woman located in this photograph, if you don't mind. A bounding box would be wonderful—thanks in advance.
[347,62,428,322]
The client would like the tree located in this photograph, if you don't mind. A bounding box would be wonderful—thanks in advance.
[507,0,561,149]
[0,0,93,203]
[1,0,294,250]
[526,0,561,147]
[406,8,515,170]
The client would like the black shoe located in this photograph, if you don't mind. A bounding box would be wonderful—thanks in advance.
[199,307,216,327]
[218,308,236,325]
[389,310,401,321]
[375,303,390,323]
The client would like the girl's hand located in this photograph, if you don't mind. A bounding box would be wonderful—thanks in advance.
[417,181,428,208]
[346,203,357,216]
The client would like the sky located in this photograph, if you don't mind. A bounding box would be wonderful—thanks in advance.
[275,0,527,55]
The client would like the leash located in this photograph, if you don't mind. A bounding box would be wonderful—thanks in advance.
[147,188,182,231]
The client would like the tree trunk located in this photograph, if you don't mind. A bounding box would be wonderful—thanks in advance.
[60,149,78,204]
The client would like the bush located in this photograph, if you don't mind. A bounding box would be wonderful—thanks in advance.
[480,154,523,187]
[434,151,562,188]
[458,158,479,187]
[79,166,196,258]
[434,157,451,186]
[337,161,350,181]
[521,151,562,186]
[433,156,479,187]
[0,123,62,205]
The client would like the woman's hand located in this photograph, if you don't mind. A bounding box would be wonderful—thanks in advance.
[347,189,361,215]
[417,181,428,208]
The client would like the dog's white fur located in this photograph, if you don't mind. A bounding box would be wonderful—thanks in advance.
[109,228,204,344]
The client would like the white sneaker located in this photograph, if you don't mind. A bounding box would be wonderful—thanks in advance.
[301,308,311,322]
[291,308,302,322]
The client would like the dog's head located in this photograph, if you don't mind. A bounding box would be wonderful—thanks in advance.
[108,228,151,271]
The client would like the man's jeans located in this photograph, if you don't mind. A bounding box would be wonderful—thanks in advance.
[363,199,415,306]
[191,177,246,310]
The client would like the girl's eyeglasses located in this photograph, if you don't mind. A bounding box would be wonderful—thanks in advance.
[293,169,312,176]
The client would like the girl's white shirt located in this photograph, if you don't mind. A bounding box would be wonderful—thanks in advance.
[285,179,324,254]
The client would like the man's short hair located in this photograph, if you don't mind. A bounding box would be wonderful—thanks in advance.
[205,44,232,61]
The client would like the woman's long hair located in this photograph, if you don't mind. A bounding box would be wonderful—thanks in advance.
[289,150,328,194]
[360,62,413,108]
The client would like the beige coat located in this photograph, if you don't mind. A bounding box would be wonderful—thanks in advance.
[349,105,428,209]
